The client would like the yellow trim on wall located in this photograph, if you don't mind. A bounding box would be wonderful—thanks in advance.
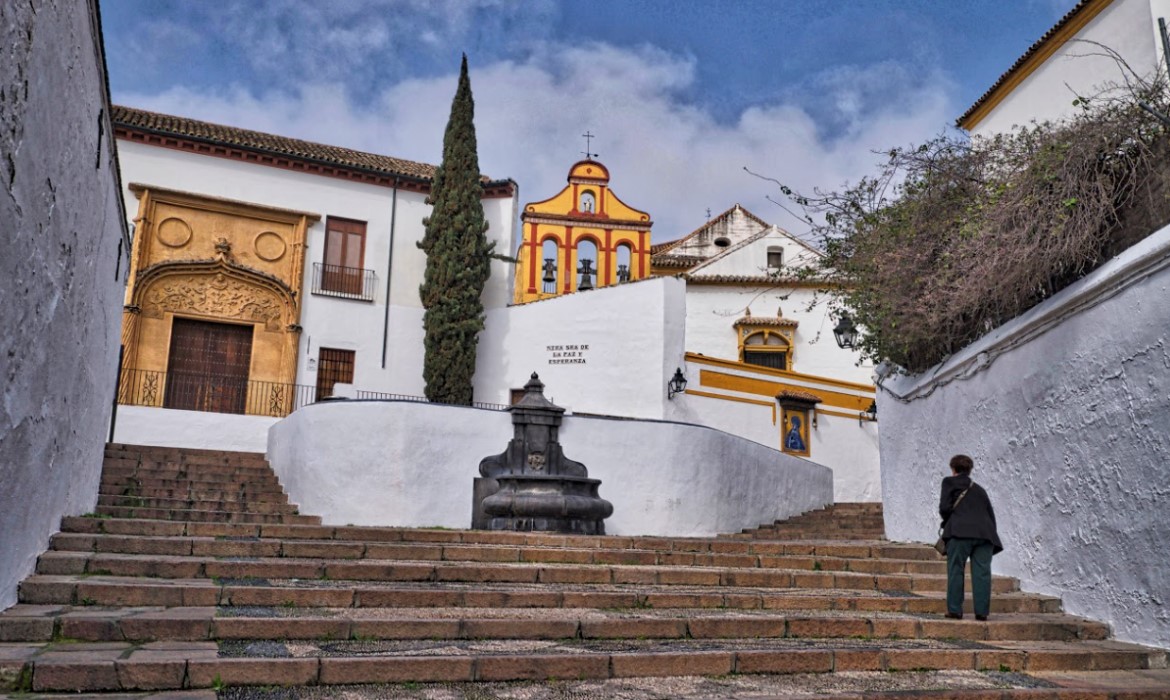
[685,352,875,392]
[960,0,1113,130]
[683,388,777,425]
[699,370,873,412]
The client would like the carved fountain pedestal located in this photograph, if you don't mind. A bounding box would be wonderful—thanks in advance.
[475,373,612,534]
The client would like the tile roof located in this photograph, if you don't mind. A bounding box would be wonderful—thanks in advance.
[776,389,823,404]
[957,0,1103,128]
[651,254,706,268]
[684,274,818,285]
[652,204,773,257]
[113,105,453,182]
[733,315,799,328]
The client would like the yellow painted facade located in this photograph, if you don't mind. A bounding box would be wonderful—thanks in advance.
[121,185,318,413]
[514,160,653,303]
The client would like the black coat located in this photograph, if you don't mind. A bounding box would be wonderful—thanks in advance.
[939,474,1003,554]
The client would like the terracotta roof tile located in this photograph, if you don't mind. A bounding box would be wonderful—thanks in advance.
[733,315,799,328]
[957,0,1100,128]
[651,254,705,268]
[776,389,822,404]
[684,274,819,285]
[113,105,449,182]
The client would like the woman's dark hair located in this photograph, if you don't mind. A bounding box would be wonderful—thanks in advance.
[950,454,974,474]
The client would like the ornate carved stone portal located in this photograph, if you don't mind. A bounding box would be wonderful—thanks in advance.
[120,184,319,401]
[477,374,613,534]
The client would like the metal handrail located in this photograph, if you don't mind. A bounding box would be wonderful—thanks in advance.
[312,262,376,301]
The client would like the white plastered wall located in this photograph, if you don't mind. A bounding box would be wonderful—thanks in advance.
[684,285,873,384]
[475,276,687,417]
[1,1,126,609]
[267,400,833,537]
[971,0,1169,137]
[112,406,276,453]
[879,222,1170,648]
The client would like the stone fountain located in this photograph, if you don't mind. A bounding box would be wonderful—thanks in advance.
[475,373,612,534]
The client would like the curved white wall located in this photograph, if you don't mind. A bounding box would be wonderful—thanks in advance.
[267,400,832,537]
[879,223,1170,648]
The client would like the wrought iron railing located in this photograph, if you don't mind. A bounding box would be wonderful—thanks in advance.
[312,262,376,301]
[115,368,510,418]
[117,369,317,418]
[355,390,509,411]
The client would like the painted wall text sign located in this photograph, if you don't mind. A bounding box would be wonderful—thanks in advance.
[547,343,589,365]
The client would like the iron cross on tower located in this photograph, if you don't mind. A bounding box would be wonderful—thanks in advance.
[581,131,598,160]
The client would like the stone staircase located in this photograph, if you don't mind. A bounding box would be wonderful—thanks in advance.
[734,502,887,540]
[1,445,1168,698]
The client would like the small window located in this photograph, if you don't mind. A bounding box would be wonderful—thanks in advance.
[743,331,789,371]
[580,191,596,213]
[714,236,731,248]
[316,348,355,400]
[767,246,783,270]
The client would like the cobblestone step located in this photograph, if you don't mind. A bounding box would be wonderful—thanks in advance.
[96,496,297,515]
[0,605,1111,644]
[17,576,1060,614]
[31,551,1024,594]
[98,487,290,504]
[45,532,953,574]
[91,507,320,526]
[57,517,937,560]
[8,637,1165,693]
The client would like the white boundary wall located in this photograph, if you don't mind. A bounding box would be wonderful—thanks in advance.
[878,223,1170,648]
[0,1,126,609]
[113,406,277,453]
[268,400,832,537]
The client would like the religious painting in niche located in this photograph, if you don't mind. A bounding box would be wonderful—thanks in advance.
[781,406,811,457]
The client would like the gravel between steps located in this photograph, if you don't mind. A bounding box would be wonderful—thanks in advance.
[217,670,1056,699]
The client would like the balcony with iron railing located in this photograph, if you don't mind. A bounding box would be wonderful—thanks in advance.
[116,368,510,419]
[311,262,377,301]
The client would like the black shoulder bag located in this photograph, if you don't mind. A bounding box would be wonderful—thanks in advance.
[933,484,972,556]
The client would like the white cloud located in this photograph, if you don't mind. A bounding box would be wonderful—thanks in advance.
[115,41,956,245]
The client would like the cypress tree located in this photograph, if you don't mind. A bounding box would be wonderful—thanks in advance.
[418,54,494,405]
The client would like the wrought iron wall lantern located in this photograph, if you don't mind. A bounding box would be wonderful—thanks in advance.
[667,367,688,399]
[833,314,859,349]
[859,399,877,426]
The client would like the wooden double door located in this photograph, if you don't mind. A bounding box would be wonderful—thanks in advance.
[164,318,255,414]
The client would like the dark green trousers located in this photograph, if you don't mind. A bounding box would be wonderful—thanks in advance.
[945,537,993,617]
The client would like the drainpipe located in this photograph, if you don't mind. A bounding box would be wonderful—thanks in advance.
[380,177,400,368]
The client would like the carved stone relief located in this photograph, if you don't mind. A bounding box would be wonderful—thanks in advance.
[143,272,286,331]
[156,217,193,248]
[253,231,287,262]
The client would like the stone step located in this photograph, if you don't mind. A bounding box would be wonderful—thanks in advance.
[105,443,269,461]
[100,465,281,482]
[32,551,1024,594]
[0,604,1110,644]
[45,532,954,574]
[100,475,285,493]
[57,517,938,560]
[10,637,1165,693]
[91,507,319,525]
[96,495,297,515]
[17,575,1061,614]
[98,487,290,503]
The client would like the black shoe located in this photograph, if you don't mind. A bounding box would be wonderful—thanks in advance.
[975,614,988,621]
[945,612,963,620]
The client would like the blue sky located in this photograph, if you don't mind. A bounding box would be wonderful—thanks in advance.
[100,0,1077,241]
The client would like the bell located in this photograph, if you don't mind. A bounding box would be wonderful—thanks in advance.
[542,258,556,284]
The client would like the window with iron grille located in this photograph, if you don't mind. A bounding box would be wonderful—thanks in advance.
[767,247,783,270]
[742,330,790,371]
[316,348,355,400]
[321,217,367,296]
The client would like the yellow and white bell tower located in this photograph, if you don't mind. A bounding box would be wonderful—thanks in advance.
[513,159,653,304]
